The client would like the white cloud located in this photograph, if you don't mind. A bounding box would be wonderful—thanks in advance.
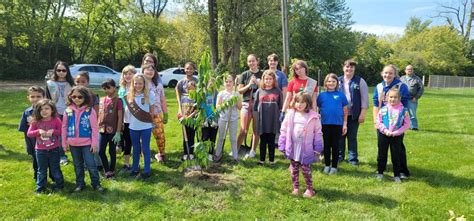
[351,24,405,36]
[410,5,436,13]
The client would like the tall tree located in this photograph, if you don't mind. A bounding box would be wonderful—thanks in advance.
[435,0,473,41]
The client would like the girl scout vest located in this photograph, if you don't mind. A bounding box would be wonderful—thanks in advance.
[98,97,119,134]
[65,107,92,138]
[380,106,407,131]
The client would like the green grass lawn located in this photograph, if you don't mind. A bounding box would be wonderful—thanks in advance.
[0,87,473,220]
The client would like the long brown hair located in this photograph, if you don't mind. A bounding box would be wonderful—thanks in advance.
[292,92,312,113]
[259,70,277,89]
[291,60,308,79]
[33,99,57,121]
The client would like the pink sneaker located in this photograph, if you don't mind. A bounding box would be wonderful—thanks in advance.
[303,189,315,198]
[291,189,299,195]
[155,154,164,163]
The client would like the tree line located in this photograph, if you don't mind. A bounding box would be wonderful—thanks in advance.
[0,0,472,85]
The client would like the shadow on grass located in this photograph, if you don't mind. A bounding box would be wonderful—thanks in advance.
[0,122,19,130]
[318,188,398,209]
[421,128,474,136]
[0,144,30,162]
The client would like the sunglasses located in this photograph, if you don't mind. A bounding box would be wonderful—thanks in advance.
[70,95,84,100]
[56,69,67,72]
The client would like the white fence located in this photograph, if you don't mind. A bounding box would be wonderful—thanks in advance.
[428,75,474,88]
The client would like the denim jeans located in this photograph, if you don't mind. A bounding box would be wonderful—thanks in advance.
[130,128,152,174]
[339,117,360,164]
[36,148,64,191]
[407,100,418,129]
[70,145,101,188]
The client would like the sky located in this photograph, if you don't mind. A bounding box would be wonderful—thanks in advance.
[347,0,455,36]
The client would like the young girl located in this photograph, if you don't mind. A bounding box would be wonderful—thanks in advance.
[279,92,323,198]
[253,70,283,165]
[98,79,123,179]
[282,60,318,117]
[317,73,348,174]
[118,65,136,173]
[27,99,64,194]
[74,71,100,114]
[376,88,410,183]
[176,62,198,160]
[62,86,103,192]
[46,61,75,165]
[142,64,168,163]
[126,74,155,179]
[215,75,242,162]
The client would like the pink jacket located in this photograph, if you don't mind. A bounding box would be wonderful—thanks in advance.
[278,109,323,164]
[62,104,98,148]
[376,103,410,136]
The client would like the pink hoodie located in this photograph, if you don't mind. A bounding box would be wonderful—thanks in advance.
[376,102,410,136]
[62,104,98,148]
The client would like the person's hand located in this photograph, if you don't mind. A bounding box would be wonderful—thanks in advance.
[63,145,69,153]
[385,131,393,137]
[411,97,417,103]
[279,112,285,122]
[359,113,366,123]
[177,112,182,120]
[39,129,46,136]
[112,132,121,144]
[374,123,378,129]
[163,112,169,124]
[90,146,97,154]
[46,129,54,137]
[342,125,347,136]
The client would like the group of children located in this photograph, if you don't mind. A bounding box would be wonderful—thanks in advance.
[19,56,411,198]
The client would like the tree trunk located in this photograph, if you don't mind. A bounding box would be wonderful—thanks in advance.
[208,0,219,69]
[230,0,242,75]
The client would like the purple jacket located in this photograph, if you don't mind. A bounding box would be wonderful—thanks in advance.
[278,109,323,164]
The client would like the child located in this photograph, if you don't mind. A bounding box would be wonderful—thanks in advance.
[317,73,348,174]
[253,70,283,165]
[46,61,74,165]
[201,78,218,161]
[18,86,46,181]
[141,64,169,163]
[376,88,410,183]
[176,62,198,160]
[279,92,323,198]
[74,71,100,114]
[125,74,155,179]
[27,99,64,194]
[118,65,136,172]
[98,79,123,179]
[215,75,242,162]
[62,86,104,192]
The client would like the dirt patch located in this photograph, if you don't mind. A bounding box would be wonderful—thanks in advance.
[0,81,45,92]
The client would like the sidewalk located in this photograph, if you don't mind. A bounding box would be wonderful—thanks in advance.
[0,80,45,92]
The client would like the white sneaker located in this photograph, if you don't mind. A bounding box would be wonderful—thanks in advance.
[182,155,188,161]
[376,174,384,180]
[228,151,233,156]
[248,150,256,158]
[208,154,213,162]
[400,173,408,179]
[394,176,402,183]
[323,166,331,174]
[189,154,194,160]
[329,167,338,175]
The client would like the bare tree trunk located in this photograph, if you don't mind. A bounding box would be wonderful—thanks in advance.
[230,0,242,75]
[208,0,219,69]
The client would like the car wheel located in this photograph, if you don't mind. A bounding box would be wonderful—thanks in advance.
[168,80,178,88]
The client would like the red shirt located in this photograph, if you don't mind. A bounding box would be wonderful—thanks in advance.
[27,117,62,150]
[287,78,318,94]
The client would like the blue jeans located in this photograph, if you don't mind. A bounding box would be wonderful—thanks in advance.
[70,145,101,188]
[407,100,418,129]
[36,148,64,191]
[339,117,360,164]
[130,128,152,174]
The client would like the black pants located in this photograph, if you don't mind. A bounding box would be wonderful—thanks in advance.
[400,134,410,176]
[202,126,218,154]
[119,123,132,155]
[377,131,402,177]
[259,133,276,162]
[183,125,196,155]
[99,133,117,172]
[323,125,342,168]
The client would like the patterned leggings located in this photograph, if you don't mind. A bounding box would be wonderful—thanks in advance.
[152,113,166,155]
[290,160,313,190]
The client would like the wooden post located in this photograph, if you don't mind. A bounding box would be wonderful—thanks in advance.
[281,0,290,75]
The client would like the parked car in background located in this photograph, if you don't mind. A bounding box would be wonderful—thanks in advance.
[159,67,197,88]
[45,64,121,87]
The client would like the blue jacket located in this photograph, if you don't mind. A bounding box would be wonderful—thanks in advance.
[373,78,409,108]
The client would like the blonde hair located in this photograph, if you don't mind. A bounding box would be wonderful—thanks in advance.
[259,70,277,89]
[324,73,339,90]
[120,65,137,88]
[387,87,401,99]
[128,74,149,104]
[382,64,399,77]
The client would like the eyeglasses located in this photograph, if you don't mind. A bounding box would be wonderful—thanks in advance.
[144,59,154,64]
[56,69,67,72]
[70,95,84,100]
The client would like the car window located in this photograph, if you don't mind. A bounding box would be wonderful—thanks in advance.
[79,66,95,72]
[95,66,114,74]
[173,69,185,75]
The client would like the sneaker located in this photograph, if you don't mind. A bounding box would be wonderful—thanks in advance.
[129,171,139,177]
[105,171,115,179]
[228,151,233,157]
[400,173,408,179]
[208,154,213,162]
[116,145,122,154]
[155,154,164,163]
[35,188,46,195]
[73,186,84,192]
[52,186,64,193]
[303,189,315,198]
[291,189,299,195]
[118,165,131,175]
[329,167,338,175]
[60,156,68,165]
[349,161,359,166]
[136,173,151,180]
[269,161,276,166]
[94,185,105,192]
[182,155,188,161]
[258,161,264,166]
[411,128,419,131]
[376,174,384,181]
[394,177,402,183]
[248,150,256,158]
[189,154,195,160]
[323,166,331,174]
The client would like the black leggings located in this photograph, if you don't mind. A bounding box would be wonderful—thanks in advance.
[202,126,218,154]
[183,125,196,155]
[259,133,276,162]
[99,133,117,172]
[120,123,132,155]
[322,125,342,168]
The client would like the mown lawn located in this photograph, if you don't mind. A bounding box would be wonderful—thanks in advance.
[0,87,472,220]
